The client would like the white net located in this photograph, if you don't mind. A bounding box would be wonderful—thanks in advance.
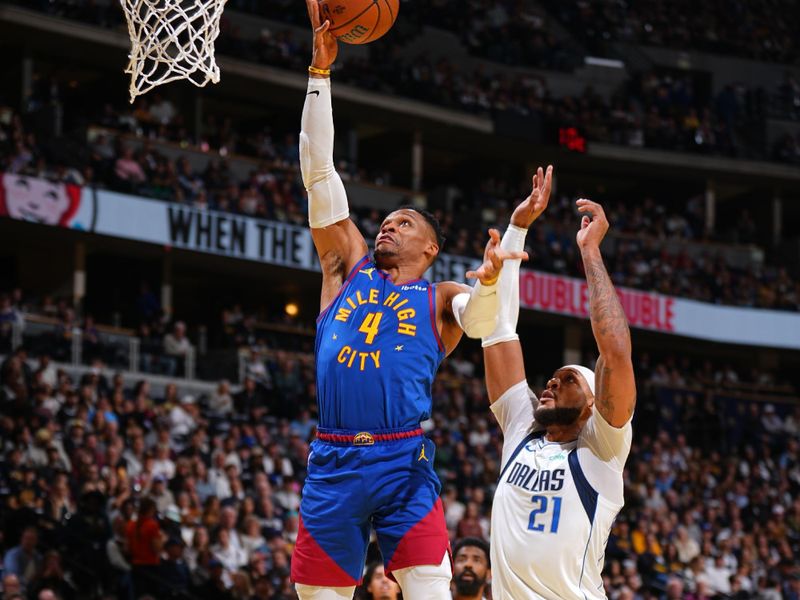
[120,0,228,102]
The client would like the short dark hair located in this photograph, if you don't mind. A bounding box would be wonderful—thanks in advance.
[397,205,446,250]
[453,537,490,568]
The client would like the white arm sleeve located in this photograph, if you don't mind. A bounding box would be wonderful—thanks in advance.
[451,280,499,339]
[482,225,527,347]
[300,77,350,228]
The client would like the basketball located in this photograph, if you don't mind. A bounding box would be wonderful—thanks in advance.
[319,0,399,44]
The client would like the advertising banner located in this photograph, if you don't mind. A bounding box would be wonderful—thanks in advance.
[2,174,798,349]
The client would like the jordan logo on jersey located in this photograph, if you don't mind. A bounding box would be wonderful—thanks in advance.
[418,445,429,462]
[359,268,376,280]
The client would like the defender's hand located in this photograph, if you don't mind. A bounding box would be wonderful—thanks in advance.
[306,0,338,71]
[467,228,529,285]
[511,165,553,229]
[576,199,610,251]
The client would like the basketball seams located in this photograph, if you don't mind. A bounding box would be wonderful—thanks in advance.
[328,0,377,33]
[326,0,398,44]
[382,0,394,27]
[361,0,383,43]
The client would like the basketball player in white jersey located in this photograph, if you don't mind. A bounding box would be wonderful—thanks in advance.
[481,167,636,599]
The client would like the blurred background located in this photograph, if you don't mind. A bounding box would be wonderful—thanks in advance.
[0,0,799,598]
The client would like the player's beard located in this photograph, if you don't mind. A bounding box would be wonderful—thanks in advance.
[454,569,486,596]
[533,405,582,427]
[373,246,395,259]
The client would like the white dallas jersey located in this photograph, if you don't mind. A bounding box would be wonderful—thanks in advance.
[490,380,632,600]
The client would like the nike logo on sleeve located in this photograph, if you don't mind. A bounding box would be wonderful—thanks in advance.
[307,90,320,97]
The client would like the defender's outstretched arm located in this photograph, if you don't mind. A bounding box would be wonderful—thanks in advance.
[576,199,636,427]
[482,166,553,403]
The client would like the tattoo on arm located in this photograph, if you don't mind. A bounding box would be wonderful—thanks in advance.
[584,252,630,347]
[584,251,635,422]
[594,355,633,421]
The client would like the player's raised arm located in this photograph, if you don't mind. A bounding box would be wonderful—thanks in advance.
[576,199,636,427]
[301,0,368,311]
[482,166,552,403]
[437,228,529,354]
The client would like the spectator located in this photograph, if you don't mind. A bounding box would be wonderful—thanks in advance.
[195,558,234,600]
[125,497,165,597]
[163,322,192,375]
[234,377,269,421]
[148,94,176,125]
[452,537,491,600]
[208,380,234,415]
[169,395,198,440]
[355,562,401,600]
[106,516,134,600]
[114,147,146,186]
[2,527,42,591]
[211,527,246,577]
[28,551,76,600]
[149,474,175,514]
[158,537,191,598]
[705,554,732,595]
[1,574,22,599]
[456,503,485,540]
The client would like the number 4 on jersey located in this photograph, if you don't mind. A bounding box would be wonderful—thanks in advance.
[358,312,383,344]
[528,495,562,533]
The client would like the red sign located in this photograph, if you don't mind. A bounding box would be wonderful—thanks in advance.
[558,127,587,153]
[519,270,674,332]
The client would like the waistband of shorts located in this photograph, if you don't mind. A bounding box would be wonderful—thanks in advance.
[316,426,424,446]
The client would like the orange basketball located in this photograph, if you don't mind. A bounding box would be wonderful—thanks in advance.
[319,0,399,44]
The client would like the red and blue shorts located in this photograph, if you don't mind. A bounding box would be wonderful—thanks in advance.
[290,427,450,586]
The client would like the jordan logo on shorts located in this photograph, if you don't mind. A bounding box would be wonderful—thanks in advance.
[418,444,429,462]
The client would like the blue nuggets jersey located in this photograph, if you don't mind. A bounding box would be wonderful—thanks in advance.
[315,256,446,430]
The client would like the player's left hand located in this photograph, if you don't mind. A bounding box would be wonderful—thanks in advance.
[576,198,610,251]
[306,0,338,70]
[467,228,529,285]
[511,165,553,229]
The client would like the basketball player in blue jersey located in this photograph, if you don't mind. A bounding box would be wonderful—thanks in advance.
[481,175,636,599]
[291,2,528,599]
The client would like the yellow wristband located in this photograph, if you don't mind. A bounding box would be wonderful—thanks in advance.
[308,66,331,76]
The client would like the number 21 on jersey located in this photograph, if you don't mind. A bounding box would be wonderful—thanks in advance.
[528,495,562,533]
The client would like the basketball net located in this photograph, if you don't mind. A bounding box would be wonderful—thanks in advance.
[120,0,228,102]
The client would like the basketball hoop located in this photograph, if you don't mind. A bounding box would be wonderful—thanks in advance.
[120,0,228,102]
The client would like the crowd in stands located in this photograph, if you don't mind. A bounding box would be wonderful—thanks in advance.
[215,20,798,164]
[3,2,800,599]
[3,101,799,313]
[422,192,800,312]
[1,321,799,599]
[7,0,800,168]
[539,0,799,65]
[208,0,800,70]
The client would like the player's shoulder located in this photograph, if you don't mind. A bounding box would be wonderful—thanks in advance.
[578,411,633,455]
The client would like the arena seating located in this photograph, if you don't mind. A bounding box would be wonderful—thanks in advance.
[1,328,798,598]
[2,108,797,313]
[2,1,800,598]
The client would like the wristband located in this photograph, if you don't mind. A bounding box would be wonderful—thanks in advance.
[308,66,331,76]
